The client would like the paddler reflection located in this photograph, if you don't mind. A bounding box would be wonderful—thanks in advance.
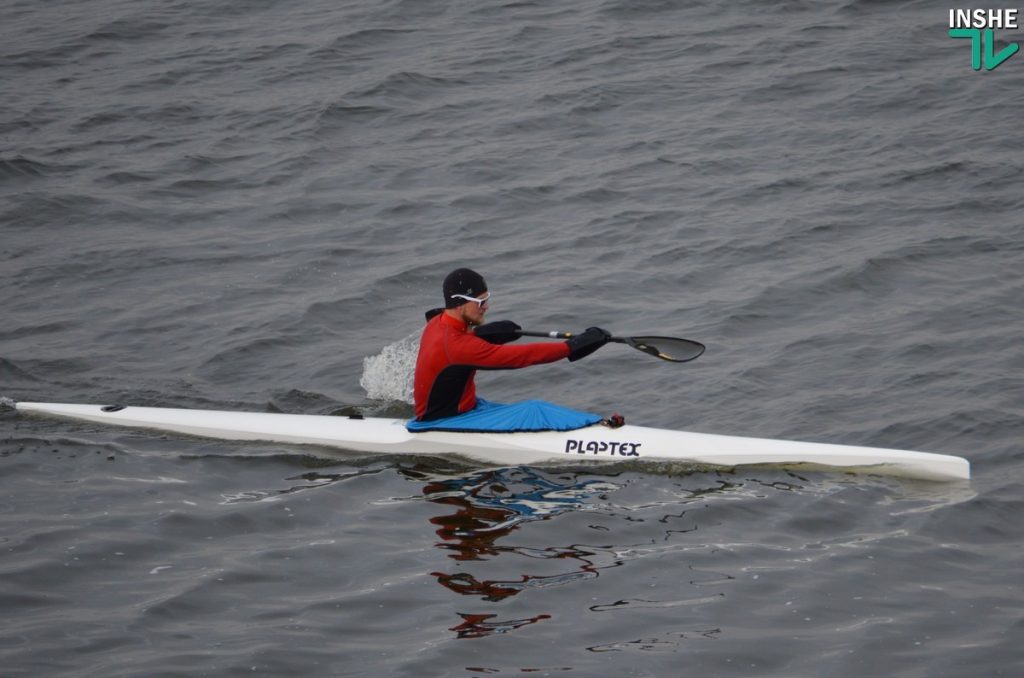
[407,466,619,636]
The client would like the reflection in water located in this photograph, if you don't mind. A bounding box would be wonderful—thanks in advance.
[404,465,955,642]
[218,470,374,504]
[407,466,621,636]
[449,611,552,639]
[421,467,618,558]
[434,560,601,603]
[587,627,722,652]
[401,466,768,639]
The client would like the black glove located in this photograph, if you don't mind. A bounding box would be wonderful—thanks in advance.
[567,327,612,362]
[473,320,522,345]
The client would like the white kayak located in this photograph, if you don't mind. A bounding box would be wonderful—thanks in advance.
[14,401,970,482]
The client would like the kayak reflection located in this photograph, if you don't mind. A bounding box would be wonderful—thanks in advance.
[449,611,552,640]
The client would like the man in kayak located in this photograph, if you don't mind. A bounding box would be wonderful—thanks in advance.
[413,268,611,422]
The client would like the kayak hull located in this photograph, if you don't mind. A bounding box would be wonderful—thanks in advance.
[14,402,971,482]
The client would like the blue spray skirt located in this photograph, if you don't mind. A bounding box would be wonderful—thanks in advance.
[407,398,602,433]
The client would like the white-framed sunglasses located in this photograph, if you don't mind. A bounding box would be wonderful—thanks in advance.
[451,292,491,308]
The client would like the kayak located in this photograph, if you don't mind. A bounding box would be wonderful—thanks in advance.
[14,401,970,481]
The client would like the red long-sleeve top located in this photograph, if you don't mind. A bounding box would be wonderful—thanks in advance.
[413,312,570,421]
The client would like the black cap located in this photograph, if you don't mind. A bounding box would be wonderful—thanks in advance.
[443,268,487,308]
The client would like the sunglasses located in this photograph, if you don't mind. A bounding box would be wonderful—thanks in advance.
[451,292,491,308]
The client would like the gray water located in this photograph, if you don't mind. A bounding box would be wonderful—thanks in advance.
[2,0,1022,675]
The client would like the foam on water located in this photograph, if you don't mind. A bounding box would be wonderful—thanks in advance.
[358,332,419,404]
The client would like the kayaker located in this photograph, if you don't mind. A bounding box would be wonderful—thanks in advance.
[413,268,611,422]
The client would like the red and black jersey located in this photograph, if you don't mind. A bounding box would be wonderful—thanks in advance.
[413,312,570,421]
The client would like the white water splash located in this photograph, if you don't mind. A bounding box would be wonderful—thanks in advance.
[359,333,420,404]
[0,396,16,411]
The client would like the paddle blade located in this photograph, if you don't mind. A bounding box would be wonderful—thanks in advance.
[617,336,705,363]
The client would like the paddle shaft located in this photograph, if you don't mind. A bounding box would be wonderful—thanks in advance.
[518,329,603,340]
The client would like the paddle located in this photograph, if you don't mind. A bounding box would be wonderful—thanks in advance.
[424,309,704,362]
[517,330,705,363]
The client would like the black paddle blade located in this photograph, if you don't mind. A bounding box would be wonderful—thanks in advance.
[617,336,705,363]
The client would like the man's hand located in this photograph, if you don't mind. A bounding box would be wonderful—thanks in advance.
[473,320,523,344]
[567,327,612,361]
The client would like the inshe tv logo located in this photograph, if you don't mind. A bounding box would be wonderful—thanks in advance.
[948,9,1021,70]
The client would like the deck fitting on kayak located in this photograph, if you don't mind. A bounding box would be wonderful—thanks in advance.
[101,405,126,412]
[602,413,625,428]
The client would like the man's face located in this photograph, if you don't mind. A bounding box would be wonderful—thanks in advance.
[458,292,489,326]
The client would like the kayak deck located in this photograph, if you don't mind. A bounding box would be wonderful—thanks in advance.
[14,402,971,482]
